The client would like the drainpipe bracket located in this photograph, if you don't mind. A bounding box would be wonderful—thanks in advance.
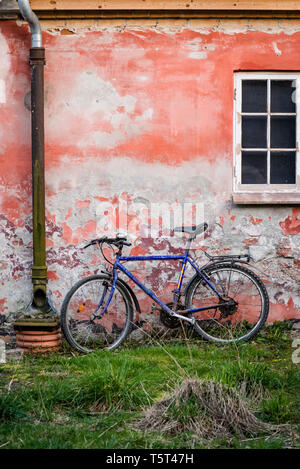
[32,266,47,281]
[29,47,46,65]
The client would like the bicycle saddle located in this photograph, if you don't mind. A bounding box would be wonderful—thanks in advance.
[173,222,208,237]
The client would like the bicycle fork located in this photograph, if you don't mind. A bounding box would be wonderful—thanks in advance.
[90,269,118,321]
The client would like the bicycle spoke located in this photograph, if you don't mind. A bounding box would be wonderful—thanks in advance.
[226,267,233,296]
[215,271,226,296]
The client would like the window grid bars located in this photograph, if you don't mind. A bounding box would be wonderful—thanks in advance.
[267,79,270,184]
[240,78,297,185]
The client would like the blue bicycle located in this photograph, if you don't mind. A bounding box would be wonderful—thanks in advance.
[60,223,269,352]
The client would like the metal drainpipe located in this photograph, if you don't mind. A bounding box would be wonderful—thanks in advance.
[18,0,49,311]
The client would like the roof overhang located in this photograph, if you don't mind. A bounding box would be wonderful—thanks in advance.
[2,0,300,19]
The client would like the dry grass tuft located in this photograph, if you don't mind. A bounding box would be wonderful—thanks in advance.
[136,378,285,441]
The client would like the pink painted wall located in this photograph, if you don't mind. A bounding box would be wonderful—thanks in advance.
[0,21,300,322]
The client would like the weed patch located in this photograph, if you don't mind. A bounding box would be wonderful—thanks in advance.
[136,378,287,442]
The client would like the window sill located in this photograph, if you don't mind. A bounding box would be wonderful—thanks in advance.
[233,191,300,204]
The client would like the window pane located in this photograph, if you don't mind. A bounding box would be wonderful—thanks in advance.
[271,80,296,113]
[270,151,296,184]
[271,116,296,148]
[242,151,267,184]
[242,80,267,113]
[242,116,267,148]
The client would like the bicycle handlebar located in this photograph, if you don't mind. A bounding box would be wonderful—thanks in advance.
[83,236,132,249]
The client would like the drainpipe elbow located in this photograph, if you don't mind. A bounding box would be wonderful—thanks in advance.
[18,0,42,48]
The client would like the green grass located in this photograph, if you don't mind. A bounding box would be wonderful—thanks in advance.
[0,324,299,449]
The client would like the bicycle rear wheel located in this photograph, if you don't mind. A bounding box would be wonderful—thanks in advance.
[61,274,133,352]
[185,264,269,343]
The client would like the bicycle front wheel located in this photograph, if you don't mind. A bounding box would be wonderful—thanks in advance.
[185,264,269,343]
[61,274,133,352]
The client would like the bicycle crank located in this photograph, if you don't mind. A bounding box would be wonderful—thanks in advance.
[160,302,190,329]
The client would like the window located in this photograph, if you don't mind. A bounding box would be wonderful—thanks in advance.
[233,72,300,203]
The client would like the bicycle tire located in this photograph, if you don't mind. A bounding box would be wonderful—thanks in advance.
[61,274,133,353]
[185,263,269,344]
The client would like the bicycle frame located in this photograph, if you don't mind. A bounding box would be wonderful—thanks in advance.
[93,242,232,325]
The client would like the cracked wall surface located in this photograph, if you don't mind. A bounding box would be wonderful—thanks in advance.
[0,19,300,324]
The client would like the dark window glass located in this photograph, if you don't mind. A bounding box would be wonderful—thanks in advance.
[242,116,267,148]
[271,116,296,148]
[242,152,267,184]
[242,80,267,113]
[270,152,296,184]
[271,80,296,113]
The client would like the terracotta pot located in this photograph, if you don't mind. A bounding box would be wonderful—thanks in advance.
[15,328,61,354]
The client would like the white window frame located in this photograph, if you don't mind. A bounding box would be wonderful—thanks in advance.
[233,71,300,204]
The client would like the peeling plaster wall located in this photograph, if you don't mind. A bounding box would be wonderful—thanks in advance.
[1,20,300,323]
